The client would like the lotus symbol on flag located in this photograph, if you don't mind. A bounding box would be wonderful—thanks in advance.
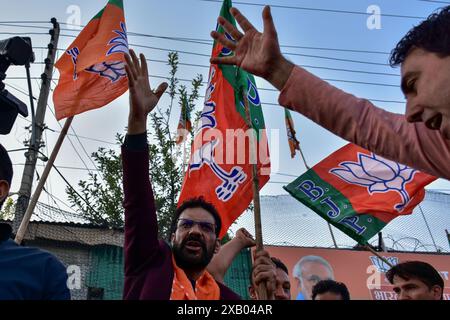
[86,22,128,82]
[330,153,418,212]
[86,61,127,82]
[190,140,247,202]
[107,22,129,56]
[370,256,399,273]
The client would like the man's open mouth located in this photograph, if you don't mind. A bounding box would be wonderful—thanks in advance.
[184,240,203,251]
[426,114,442,130]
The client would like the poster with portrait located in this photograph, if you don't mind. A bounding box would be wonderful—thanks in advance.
[264,246,450,300]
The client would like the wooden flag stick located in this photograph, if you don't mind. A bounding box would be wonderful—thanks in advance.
[327,223,339,249]
[182,138,187,175]
[365,245,394,268]
[242,90,268,300]
[15,116,74,244]
[298,145,310,172]
[446,230,450,249]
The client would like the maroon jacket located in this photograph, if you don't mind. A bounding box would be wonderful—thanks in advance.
[122,135,241,300]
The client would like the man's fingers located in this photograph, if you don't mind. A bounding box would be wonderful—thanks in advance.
[140,53,149,78]
[154,82,168,100]
[231,7,256,32]
[125,52,138,80]
[254,250,271,260]
[130,49,141,74]
[262,6,277,37]
[124,62,136,88]
[210,56,237,66]
[217,16,243,41]
[254,270,276,285]
[254,264,273,274]
[211,31,237,51]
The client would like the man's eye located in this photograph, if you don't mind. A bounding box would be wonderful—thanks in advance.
[200,223,214,232]
[180,221,193,229]
[407,79,416,92]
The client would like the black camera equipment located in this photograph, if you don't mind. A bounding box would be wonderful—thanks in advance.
[0,36,35,135]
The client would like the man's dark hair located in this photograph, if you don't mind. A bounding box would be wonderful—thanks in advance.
[312,280,350,300]
[386,261,444,299]
[250,257,289,285]
[271,257,289,276]
[170,197,222,237]
[0,144,13,209]
[390,6,450,66]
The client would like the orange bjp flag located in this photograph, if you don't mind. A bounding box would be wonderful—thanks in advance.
[178,0,271,238]
[53,0,129,120]
[176,98,192,145]
[285,108,300,159]
[285,144,437,244]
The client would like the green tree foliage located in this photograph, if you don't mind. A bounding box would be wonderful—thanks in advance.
[66,137,124,229]
[0,198,15,221]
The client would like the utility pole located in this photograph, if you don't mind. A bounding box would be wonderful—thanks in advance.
[13,18,60,234]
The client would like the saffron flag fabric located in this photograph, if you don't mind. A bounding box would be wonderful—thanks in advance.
[285,108,300,158]
[284,143,437,244]
[53,0,129,121]
[178,0,271,238]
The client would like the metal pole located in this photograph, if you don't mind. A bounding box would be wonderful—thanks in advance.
[297,142,339,249]
[13,19,60,234]
[15,117,73,244]
[446,230,450,250]
[418,204,439,252]
[25,63,36,148]
[365,245,393,268]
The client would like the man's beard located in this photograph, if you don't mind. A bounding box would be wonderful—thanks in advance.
[172,234,214,271]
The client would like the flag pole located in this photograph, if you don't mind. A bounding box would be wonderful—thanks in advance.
[365,245,394,268]
[446,230,450,250]
[15,116,74,244]
[182,138,187,174]
[242,90,268,300]
[298,144,310,172]
[295,142,339,249]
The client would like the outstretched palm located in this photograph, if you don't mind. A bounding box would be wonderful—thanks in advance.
[125,50,167,119]
[211,6,281,79]
[211,6,292,91]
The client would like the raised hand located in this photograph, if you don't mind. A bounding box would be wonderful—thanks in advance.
[210,6,294,90]
[125,49,168,135]
[252,250,277,300]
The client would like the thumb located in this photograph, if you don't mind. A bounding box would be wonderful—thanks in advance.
[154,82,169,100]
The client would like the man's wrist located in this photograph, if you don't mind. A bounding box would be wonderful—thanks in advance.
[127,115,147,135]
[266,56,295,91]
[235,238,247,249]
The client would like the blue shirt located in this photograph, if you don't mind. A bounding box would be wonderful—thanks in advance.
[0,224,70,300]
[296,292,306,300]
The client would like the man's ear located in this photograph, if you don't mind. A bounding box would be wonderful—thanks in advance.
[431,285,443,300]
[0,180,10,205]
[170,233,175,244]
[214,238,221,254]
[248,285,257,300]
[294,277,301,289]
